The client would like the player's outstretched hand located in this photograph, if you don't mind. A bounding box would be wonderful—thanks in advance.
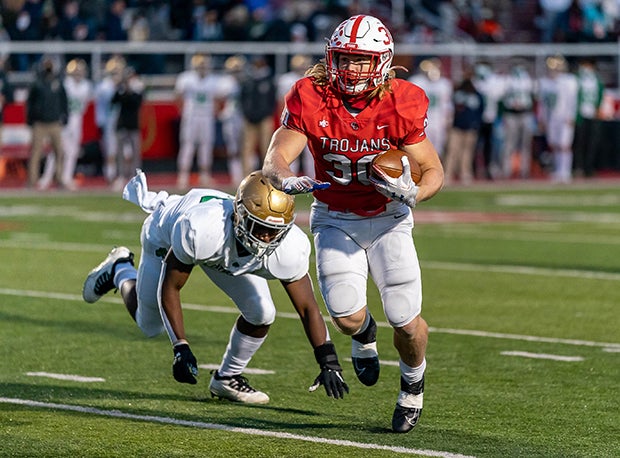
[309,367,349,399]
[309,342,349,399]
[282,176,330,195]
[172,343,198,384]
[370,156,419,208]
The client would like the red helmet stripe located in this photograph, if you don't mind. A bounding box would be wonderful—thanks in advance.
[348,15,366,44]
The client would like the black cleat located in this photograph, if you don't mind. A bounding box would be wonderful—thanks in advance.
[392,375,424,433]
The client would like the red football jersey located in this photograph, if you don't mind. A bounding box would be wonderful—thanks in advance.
[281,77,429,216]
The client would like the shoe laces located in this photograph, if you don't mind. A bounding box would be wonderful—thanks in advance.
[93,271,114,295]
[227,374,257,393]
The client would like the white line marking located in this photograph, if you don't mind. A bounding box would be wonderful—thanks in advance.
[0,397,475,458]
[1,288,618,351]
[603,347,620,353]
[25,372,106,382]
[198,364,275,375]
[423,261,620,281]
[500,351,584,362]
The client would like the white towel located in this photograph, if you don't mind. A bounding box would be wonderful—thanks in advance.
[122,169,170,214]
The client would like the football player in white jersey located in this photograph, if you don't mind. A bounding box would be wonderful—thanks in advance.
[217,55,246,186]
[175,53,221,190]
[82,170,348,403]
[95,55,125,183]
[40,58,93,190]
[408,58,453,158]
[536,55,578,183]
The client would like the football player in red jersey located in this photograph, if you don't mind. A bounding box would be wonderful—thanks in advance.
[262,15,444,433]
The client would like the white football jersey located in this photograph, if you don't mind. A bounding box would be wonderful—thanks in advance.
[147,189,310,281]
[537,73,578,124]
[174,70,221,118]
[408,74,453,119]
[64,76,92,118]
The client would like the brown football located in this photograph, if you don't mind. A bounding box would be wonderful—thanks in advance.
[370,149,423,183]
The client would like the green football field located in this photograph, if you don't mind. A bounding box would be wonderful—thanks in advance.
[0,179,618,457]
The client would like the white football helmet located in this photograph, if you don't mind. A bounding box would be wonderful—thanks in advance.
[325,15,394,95]
[234,171,295,258]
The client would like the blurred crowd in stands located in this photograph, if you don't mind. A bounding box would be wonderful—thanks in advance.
[1,1,620,70]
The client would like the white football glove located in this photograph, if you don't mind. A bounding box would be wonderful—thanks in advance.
[369,156,419,208]
[281,176,330,195]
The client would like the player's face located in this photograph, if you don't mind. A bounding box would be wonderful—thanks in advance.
[336,52,376,94]
[337,53,373,73]
[250,223,281,243]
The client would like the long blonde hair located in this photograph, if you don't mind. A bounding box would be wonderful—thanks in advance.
[305,61,397,100]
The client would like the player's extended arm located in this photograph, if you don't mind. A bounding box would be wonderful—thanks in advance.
[262,127,330,194]
[159,250,198,384]
[402,138,444,203]
[280,274,349,399]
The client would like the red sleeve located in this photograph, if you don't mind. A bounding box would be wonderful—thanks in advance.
[392,80,429,146]
[280,80,305,134]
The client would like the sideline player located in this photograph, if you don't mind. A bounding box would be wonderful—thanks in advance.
[82,170,348,403]
[536,55,578,183]
[174,53,220,189]
[262,15,444,432]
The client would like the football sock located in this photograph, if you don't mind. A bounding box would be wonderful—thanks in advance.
[114,262,137,290]
[352,312,375,344]
[400,358,426,385]
[218,325,266,378]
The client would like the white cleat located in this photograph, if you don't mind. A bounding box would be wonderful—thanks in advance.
[209,371,270,404]
[82,246,134,303]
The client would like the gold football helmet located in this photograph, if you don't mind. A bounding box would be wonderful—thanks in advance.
[191,53,210,74]
[234,171,295,258]
[224,54,246,73]
[66,58,87,78]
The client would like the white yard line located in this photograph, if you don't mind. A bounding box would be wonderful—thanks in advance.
[1,287,618,351]
[500,351,584,362]
[0,397,476,458]
[25,372,106,382]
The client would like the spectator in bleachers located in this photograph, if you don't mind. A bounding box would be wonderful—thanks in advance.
[100,0,128,41]
[581,0,610,41]
[26,56,68,189]
[500,59,535,179]
[193,8,224,41]
[536,0,571,42]
[5,0,46,70]
[239,55,276,177]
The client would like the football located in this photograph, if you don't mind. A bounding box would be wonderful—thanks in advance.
[370,149,423,183]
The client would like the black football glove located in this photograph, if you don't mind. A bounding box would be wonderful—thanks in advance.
[309,342,349,399]
[172,343,198,384]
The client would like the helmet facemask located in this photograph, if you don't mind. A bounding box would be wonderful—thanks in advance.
[234,203,293,258]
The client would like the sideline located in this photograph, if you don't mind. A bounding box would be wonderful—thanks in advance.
[0,397,476,458]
